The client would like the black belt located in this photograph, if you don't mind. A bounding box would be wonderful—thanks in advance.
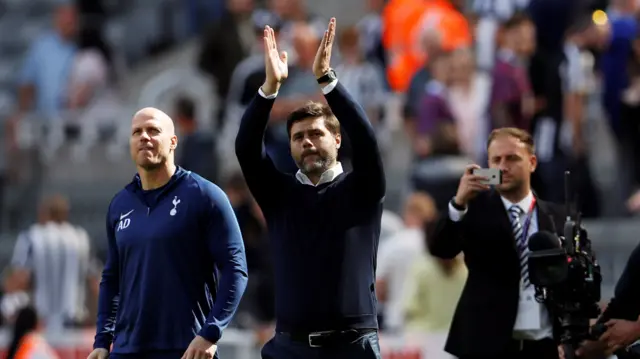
[509,337,555,352]
[280,328,377,348]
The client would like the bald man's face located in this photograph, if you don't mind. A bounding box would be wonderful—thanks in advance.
[130,111,177,171]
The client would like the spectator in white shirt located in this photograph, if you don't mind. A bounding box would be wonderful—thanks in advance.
[376,191,438,332]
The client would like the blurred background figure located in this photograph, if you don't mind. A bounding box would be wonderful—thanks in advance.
[198,0,256,129]
[2,195,98,331]
[403,240,466,334]
[5,306,59,359]
[334,25,390,153]
[376,191,438,332]
[174,95,218,182]
[446,47,491,164]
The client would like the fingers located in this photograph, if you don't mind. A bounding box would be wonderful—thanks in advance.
[464,164,481,174]
[280,51,288,63]
[263,26,277,52]
[263,29,269,53]
[327,18,336,46]
[469,183,491,192]
[319,29,328,50]
[468,175,487,182]
[270,26,276,49]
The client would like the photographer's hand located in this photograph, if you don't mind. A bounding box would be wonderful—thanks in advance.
[454,164,490,208]
[601,317,640,353]
[574,340,607,359]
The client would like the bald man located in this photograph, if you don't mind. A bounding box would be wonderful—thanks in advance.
[88,108,248,359]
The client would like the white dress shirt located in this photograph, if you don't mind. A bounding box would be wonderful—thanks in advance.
[448,192,553,340]
[295,162,343,186]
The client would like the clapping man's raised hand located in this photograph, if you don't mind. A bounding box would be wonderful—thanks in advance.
[313,18,336,81]
[261,25,288,96]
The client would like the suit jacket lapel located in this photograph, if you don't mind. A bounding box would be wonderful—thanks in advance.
[536,199,557,234]
[491,190,515,242]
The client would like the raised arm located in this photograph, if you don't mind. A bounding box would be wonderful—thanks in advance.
[197,181,248,343]
[314,18,385,201]
[93,202,120,352]
[235,25,292,207]
[430,165,489,259]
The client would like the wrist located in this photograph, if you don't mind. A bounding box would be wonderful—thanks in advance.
[261,82,280,97]
[315,68,330,79]
[198,324,221,344]
[452,197,467,210]
[316,68,336,87]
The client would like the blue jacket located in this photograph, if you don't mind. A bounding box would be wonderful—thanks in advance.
[94,167,248,354]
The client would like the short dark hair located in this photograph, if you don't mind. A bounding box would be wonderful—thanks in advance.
[175,96,196,120]
[286,101,340,138]
[487,127,536,154]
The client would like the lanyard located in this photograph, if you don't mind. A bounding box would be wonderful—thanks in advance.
[519,197,536,244]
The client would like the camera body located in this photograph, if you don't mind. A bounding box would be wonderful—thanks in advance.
[528,226,602,346]
[527,172,602,357]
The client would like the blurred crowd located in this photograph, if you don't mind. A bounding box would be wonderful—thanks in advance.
[3,0,640,354]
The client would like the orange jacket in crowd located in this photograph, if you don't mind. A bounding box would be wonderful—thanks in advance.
[13,333,59,359]
[382,0,472,92]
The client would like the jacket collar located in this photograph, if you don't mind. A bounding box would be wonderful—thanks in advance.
[126,166,190,207]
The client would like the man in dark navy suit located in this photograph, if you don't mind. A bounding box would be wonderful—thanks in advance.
[235,18,385,359]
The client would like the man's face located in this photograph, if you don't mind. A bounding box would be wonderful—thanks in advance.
[516,21,536,58]
[130,114,177,171]
[290,117,340,175]
[292,27,320,66]
[227,0,254,15]
[55,5,77,39]
[487,135,536,195]
[270,0,295,18]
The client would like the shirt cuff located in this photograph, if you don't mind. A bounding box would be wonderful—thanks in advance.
[321,79,339,95]
[448,201,468,222]
[258,87,277,99]
[199,324,222,344]
[93,336,112,351]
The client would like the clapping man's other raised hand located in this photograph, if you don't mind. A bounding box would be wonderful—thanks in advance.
[313,18,336,81]
[261,26,288,96]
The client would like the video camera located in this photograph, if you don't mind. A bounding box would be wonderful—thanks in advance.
[527,171,602,359]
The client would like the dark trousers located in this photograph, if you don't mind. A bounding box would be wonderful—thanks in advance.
[460,338,559,359]
[261,331,381,359]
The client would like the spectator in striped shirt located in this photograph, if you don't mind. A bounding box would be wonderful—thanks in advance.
[334,25,390,153]
[3,195,99,331]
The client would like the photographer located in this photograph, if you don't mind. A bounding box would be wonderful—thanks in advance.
[429,127,566,359]
[574,243,640,358]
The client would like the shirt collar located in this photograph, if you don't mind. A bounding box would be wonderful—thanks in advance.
[296,162,344,186]
[500,191,535,213]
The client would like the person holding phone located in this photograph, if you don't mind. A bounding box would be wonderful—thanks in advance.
[429,127,566,359]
